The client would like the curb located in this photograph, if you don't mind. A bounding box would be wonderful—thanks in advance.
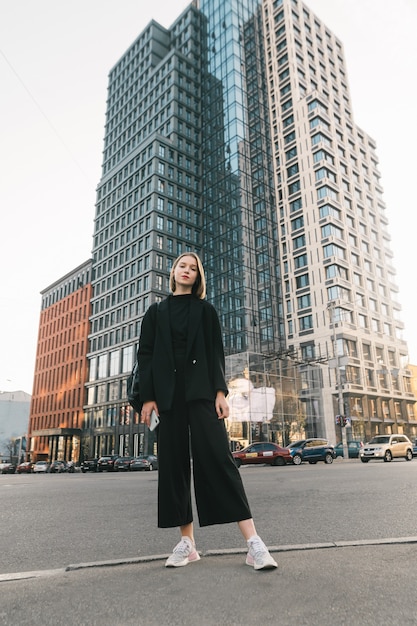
[2,536,417,583]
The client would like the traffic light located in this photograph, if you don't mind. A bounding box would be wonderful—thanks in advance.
[335,415,349,426]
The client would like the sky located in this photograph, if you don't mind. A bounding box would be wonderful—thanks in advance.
[0,0,416,394]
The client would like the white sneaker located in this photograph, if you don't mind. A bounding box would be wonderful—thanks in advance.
[165,536,201,568]
[246,535,278,570]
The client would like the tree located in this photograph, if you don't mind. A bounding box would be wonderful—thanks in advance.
[2,438,18,463]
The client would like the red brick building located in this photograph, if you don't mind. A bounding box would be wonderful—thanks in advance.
[28,260,92,463]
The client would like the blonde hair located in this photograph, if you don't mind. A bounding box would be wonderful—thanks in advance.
[169,252,206,299]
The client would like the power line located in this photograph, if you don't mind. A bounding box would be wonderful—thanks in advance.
[0,47,91,183]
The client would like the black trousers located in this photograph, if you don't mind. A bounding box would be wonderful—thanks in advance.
[157,357,252,528]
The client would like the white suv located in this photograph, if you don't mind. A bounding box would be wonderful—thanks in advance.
[359,434,413,463]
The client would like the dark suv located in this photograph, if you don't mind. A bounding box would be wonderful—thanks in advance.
[286,439,336,465]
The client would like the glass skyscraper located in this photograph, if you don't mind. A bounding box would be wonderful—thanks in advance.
[84,0,415,457]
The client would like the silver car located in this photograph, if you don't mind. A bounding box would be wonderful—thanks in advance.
[359,435,413,463]
[33,461,49,473]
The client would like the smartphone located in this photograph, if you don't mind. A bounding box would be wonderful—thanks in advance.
[149,409,160,431]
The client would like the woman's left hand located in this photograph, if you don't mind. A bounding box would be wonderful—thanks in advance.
[140,401,159,427]
[215,391,229,419]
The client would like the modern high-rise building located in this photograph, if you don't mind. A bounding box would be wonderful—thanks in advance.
[85,0,416,456]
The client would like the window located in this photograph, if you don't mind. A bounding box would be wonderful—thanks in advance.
[327,285,350,301]
[296,273,309,288]
[317,186,338,201]
[358,313,368,329]
[109,350,120,376]
[283,114,294,127]
[312,132,331,147]
[319,204,340,220]
[293,234,306,249]
[299,315,313,331]
[344,339,358,358]
[284,130,296,144]
[288,180,301,195]
[325,264,348,280]
[309,116,330,131]
[287,163,299,177]
[323,243,345,259]
[294,253,308,268]
[308,99,327,114]
[301,343,315,360]
[315,167,336,183]
[366,278,375,292]
[365,369,374,387]
[346,365,360,384]
[122,346,134,373]
[97,354,108,379]
[313,149,334,164]
[286,146,298,161]
[291,216,304,231]
[321,223,343,239]
[362,343,372,361]
[290,198,302,212]
[297,294,311,309]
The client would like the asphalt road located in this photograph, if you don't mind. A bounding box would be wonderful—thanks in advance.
[2,459,417,626]
[1,458,417,576]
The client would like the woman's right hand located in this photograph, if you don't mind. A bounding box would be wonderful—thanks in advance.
[140,401,159,427]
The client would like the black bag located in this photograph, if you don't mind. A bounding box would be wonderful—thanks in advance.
[127,361,142,413]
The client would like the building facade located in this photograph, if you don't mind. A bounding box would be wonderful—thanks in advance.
[260,0,415,439]
[84,0,415,455]
[0,390,30,462]
[27,261,92,463]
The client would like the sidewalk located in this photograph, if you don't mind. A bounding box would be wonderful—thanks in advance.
[1,538,417,625]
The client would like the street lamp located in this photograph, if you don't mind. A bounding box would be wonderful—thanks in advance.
[327,301,349,459]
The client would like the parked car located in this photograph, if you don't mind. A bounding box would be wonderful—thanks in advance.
[359,434,413,463]
[81,458,99,473]
[33,461,49,473]
[49,460,67,473]
[286,439,336,465]
[412,439,417,458]
[334,441,363,459]
[114,456,134,471]
[130,455,159,471]
[0,461,16,474]
[97,455,120,472]
[16,461,33,474]
[232,442,291,468]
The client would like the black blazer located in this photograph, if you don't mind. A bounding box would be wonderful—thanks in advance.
[137,296,228,412]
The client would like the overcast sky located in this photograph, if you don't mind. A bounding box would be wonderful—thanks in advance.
[0,0,416,393]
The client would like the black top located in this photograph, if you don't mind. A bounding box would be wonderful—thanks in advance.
[138,296,228,410]
[169,293,192,354]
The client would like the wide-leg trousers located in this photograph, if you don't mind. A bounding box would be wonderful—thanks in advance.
[157,358,252,528]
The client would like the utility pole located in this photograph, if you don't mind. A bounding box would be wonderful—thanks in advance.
[327,302,349,460]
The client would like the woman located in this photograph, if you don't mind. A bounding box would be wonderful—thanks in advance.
[137,252,277,570]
